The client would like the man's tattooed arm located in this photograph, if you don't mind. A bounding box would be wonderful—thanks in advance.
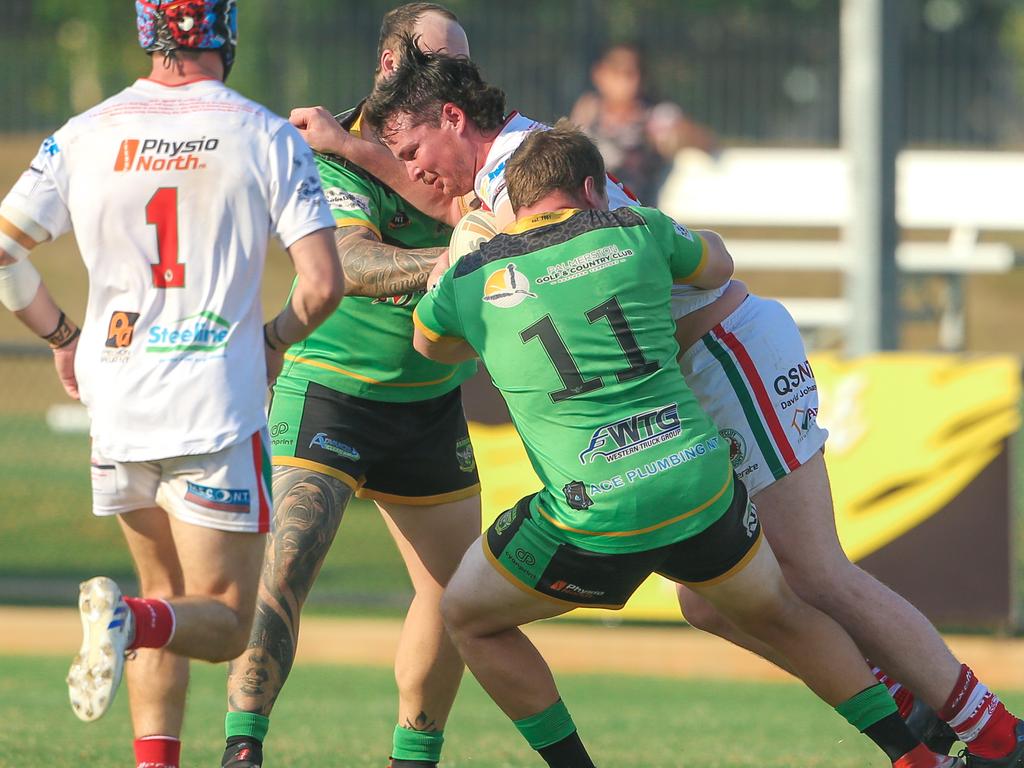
[226,465,352,715]
[336,225,446,298]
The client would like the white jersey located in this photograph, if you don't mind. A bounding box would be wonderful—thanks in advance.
[474,112,725,317]
[3,77,334,462]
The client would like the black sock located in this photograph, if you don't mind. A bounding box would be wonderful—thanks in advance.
[537,730,597,768]
[222,736,263,767]
[863,711,922,762]
[389,760,437,767]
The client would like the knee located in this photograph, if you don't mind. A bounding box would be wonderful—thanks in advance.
[677,585,733,637]
[439,586,481,647]
[782,558,864,615]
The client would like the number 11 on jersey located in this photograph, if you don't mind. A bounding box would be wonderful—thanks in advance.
[146,187,185,288]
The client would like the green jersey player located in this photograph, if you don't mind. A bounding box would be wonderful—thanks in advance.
[221,6,482,768]
[413,123,961,768]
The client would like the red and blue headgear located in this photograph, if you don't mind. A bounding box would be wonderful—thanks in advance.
[136,0,238,77]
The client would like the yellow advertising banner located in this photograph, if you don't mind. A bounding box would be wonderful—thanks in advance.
[467,353,1021,622]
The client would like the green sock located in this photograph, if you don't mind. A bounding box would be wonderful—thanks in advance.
[225,711,270,742]
[391,725,444,763]
[513,699,577,751]
[835,684,898,731]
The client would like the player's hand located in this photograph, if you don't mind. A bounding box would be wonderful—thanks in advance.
[289,106,352,157]
[426,249,451,291]
[52,336,80,400]
[265,344,285,386]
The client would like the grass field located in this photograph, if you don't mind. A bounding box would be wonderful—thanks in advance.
[8,655,1020,768]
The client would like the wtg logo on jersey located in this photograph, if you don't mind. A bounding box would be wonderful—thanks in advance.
[482,264,536,308]
[185,481,251,514]
[578,404,682,464]
[114,137,219,172]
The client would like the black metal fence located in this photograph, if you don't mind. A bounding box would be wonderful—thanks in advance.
[0,0,1022,147]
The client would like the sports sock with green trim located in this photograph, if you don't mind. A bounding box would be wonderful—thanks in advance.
[224,711,269,742]
[389,725,444,766]
[513,699,596,768]
[837,683,920,761]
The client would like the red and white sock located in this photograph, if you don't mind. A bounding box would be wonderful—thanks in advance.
[938,664,1018,759]
[872,665,916,720]
[134,735,181,768]
[123,597,176,650]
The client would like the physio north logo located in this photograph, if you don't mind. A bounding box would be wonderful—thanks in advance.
[578,404,682,464]
[114,137,219,172]
[146,310,232,356]
[185,481,250,514]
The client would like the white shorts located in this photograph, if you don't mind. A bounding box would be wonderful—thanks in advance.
[677,295,828,497]
[90,430,272,533]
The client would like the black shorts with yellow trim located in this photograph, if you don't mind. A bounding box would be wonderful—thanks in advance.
[268,377,480,505]
[483,476,761,609]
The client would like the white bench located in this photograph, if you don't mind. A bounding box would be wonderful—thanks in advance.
[657,148,1023,348]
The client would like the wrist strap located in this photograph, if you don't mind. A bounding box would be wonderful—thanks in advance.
[43,311,80,349]
[263,317,288,352]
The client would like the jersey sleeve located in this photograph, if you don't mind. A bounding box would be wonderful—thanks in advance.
[412,267,464,342]
[644,207,708,283]
[267,123,336,249]
[1,130,73,241]
[315,156,383,238]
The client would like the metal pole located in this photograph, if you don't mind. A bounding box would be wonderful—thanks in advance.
[841,0,901,353]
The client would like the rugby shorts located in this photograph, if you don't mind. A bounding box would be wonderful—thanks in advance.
[90,429,272,533]
[483,476,762,609]
[675,294,828,496]
[268,378,480,505]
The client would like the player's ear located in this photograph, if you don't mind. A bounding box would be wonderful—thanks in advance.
[582,176,609,210]
[380,48,397,78]
[441,102,468,134]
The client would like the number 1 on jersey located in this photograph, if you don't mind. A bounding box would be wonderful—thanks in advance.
[146,187,184,288]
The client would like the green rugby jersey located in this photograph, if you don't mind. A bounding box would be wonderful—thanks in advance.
[279,107,475,402]
[415,206,734,553]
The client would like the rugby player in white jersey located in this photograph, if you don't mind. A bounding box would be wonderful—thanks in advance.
[345,38,1023,768]
[0,2,342,767]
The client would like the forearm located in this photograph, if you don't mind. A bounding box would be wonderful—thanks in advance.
[338,228,445,298]
[10,280,80,349]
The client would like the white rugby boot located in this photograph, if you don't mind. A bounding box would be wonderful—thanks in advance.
[66,576,134,721]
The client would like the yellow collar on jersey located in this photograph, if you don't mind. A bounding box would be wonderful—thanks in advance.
[351,110,364,138]
[505,208,581,235]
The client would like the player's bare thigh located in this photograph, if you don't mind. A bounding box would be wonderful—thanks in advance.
[376,495,481,590]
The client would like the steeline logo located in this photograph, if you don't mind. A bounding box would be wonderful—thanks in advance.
[578,404,682,464]
[309,432,361,461]
[114,137,219,172]
[146,310,232,355]
[185,481,250,514]
[482,264,536,308]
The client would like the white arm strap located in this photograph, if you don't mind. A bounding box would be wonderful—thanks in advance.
[0,205,48,311]
[0,257,42,311]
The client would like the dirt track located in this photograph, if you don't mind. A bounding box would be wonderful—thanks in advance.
[3,606,1023,688]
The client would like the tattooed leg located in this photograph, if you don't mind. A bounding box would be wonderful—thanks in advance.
[376,495,481,733]
[226,465,352,715]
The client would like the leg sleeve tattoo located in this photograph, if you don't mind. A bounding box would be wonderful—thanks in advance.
[227,465,352,714]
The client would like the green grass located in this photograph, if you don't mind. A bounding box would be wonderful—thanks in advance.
[0,410,413,613]
[8,655,1015,768]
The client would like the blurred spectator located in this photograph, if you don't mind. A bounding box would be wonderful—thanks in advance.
[570,43,717,205]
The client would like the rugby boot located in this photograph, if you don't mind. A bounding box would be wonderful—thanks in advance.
[221,737,263,768]
[906,698,959,755]
[964,719,1024,767]
[893,744,966,767]
[66,576,133,721]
